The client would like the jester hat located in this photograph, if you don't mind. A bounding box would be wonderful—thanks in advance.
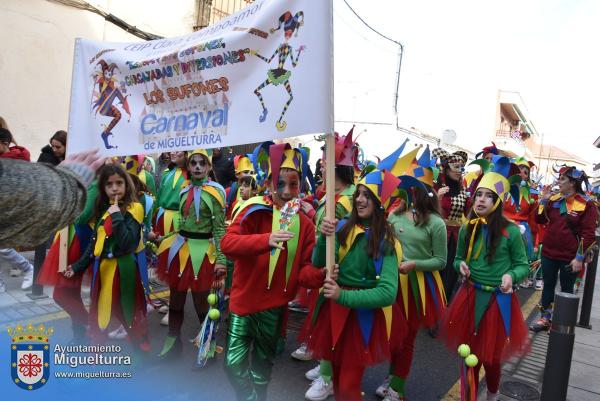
[271,11,304,35]
[121,155,144,175]
[252,141,304,189]
[358,169,401,210]
[326,126,359,167]
[188,149,212,163]
[470,155,522,209]
[475,141,500,159]
[405,145,437,187]
[432,148,468,167]
[234,154,255,175]
[554,164,590,191]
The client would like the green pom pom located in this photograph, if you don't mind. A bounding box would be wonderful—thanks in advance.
[457,344,471,358]
[207,293,217,306]
[465,354,478,367]
[208,308,220,320]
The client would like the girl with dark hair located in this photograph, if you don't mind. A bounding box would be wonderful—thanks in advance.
[0,127,30,161]
[439,166,530,401]
[378,182,447,401]
[38,130,67,165]
[530,166,597,332]
[307,169,401,401]
[38,177,98,343]
[298,131,358,401]
[64,164,149,352]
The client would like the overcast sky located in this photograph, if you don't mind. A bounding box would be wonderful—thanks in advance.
[331,0,600,164]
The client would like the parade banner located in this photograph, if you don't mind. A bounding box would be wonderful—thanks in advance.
[67,0,333,155]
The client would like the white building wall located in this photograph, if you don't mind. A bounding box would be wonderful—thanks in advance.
[0,0,196,158]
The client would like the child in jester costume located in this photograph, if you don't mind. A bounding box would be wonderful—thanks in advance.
[155,149,227,358]
[153,150,189,237]
[64,164,150,351]
[307,169,403,401]
[38,179,99,343]
[298,128,360,401]
[377,146,449,401]
[439,156,531,401]
[501,157,540,287]
[226,154,256,220]
[221,142,326,401]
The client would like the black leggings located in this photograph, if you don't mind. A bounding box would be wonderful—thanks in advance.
[540,256,578,308]
[441,235,459,303]
[168,289,209,337]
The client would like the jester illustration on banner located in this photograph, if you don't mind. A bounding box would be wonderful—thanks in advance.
[91,59,132,150]
[250,10,306,132]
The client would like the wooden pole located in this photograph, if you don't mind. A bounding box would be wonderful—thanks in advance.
[325,132,336,277]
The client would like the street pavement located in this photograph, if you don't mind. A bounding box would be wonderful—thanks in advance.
[2,251,589,401]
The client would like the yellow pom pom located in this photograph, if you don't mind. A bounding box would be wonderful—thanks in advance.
[457,344,470,358]
[465,354,478,367]
[208,308,221,320]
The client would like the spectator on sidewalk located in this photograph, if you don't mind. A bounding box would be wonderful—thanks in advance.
[0,127,30,161]
[37,130,67,165]
[0,126,33,291]
[530,166,598,332]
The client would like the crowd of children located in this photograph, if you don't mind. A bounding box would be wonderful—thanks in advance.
[8,121,595,401]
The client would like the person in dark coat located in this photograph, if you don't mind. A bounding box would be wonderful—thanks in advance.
[38,130,67,165]
[211,147,236,188]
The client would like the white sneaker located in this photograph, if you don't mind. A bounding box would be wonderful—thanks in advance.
[486,390,499,401]
[160,312,169,326]
[21,265,34,290]
[375,376,390,398]
[10,267,21,277]
[0,281,6,293]
[108,325,128,340]
[382,387,401,401]
[535,279,543,290]
[305,365,321,381]
[305,376,333,401]
[291,343,312,361]
[158,305,169,314]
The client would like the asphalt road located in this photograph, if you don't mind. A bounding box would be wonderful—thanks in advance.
[29,286,538,401]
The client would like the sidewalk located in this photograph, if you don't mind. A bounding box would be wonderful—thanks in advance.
[486,269,600,401]
[0,251,67,326]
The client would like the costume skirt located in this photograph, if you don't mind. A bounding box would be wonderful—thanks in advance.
[439,282,530,365]
[306,299,394,367]
[37,225,92,288]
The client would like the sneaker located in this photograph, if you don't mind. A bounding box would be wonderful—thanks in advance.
[21,265,34,290]
[305,364,321,381]
[382,388,402,401]
[0,280,6,293]
[529,317,550,332]
[289,301,309,313]
[535,279,543,290]
[160,312,169,326]
[10,267,21,277]
[108,325,128,340]
[291,343,312,361]
[521,279,534,288]
[158,305,169,314]
[375,376,390,398]
[486,390,499,401]
[305,376,333,401]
